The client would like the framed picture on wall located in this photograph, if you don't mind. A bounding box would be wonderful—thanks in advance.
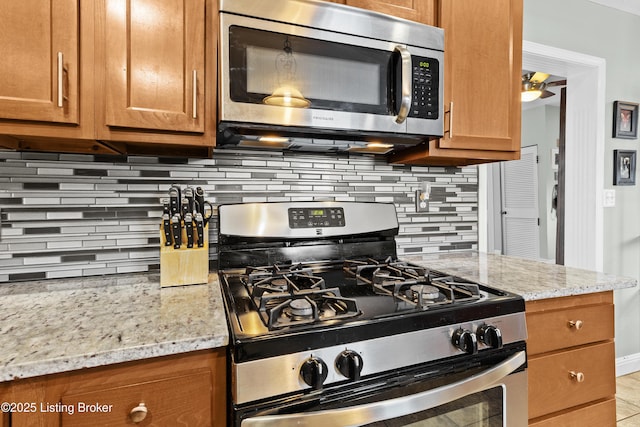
[613,101,639,139]
[613,150,636,185]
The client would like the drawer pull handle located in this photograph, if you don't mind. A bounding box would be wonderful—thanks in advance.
[129,403,148,423]
[569,371,585,383]
[568,320,583,330]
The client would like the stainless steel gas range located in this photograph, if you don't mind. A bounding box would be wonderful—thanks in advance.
[217,201,528,427]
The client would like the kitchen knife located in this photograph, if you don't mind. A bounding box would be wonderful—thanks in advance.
[184,213,194,248]
[195,213,204,247]
[181,198,190,219]
[162,213,172,246]
[171,215,182,249]
[195,187,206,215]
[162,198,171,216]
[170,184,181,203]
[169,188,180,216]
[184,187,196,214]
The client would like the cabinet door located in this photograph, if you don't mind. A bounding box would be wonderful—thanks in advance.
[103,0,205,133]
[0,0,79,124]
[438,0,522,152]
[345,0,436,25]
[61,372,212,426]
[387,0,522,166]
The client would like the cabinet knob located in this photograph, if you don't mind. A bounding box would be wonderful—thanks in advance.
[568,320,583,330]
[569,371,585,383]
[129,403,148,423]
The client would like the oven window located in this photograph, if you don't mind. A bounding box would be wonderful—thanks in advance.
[364,386,503,427]
[228,26,390,113]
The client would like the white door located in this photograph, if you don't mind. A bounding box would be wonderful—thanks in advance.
[500,145,540,259]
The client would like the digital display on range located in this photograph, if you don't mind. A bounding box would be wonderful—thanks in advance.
[288,207,345,229]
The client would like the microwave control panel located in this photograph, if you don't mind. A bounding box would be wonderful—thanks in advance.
[410,57,439,120]
[288,208,345,229]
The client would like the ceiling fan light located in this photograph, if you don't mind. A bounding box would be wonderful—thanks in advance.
[521,89,543,102]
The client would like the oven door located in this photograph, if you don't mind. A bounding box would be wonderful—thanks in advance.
[238,350,526,427]
[218,13,443,137]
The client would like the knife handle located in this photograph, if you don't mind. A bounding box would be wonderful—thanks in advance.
[171,215,182,249]
[185,213,194,248]
[162,199,171,216]
[181,198,191,218]
[169,189,180,216]
[195,213,204,248]
[162,214,172,246]
[195,187,205,215]
[184,187,196,213]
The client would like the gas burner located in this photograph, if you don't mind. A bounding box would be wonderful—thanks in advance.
[409,284,440,301]
[261,288,360,329]
[343,258,484,309]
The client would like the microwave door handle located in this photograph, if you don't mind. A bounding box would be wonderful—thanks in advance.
[394,45,412,124]
[242,350,525,427]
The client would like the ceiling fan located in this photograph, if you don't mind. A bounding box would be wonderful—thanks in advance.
[521,72,567,102]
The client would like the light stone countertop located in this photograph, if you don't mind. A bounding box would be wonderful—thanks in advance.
[0,273,228,383]
[3,252,636,383]
[404,251,637,300]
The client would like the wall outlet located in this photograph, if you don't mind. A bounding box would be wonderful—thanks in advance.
[415,182,430,212]
[603,189,615,208]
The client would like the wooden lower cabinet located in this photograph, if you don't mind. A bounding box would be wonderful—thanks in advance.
[528,398,616,427]
[526,292,616,426]
[3,349,226,427]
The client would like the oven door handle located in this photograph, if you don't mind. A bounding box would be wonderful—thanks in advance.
[242,350,525,427]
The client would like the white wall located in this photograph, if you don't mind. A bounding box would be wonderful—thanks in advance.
[524,0,640,360]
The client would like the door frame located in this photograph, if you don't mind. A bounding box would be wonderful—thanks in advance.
[479,41,606,271]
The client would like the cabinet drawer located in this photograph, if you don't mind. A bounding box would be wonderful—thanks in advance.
[528,398,616,427]
[528,341,615,420]
[526,303,613,355]
[60,371,211,426]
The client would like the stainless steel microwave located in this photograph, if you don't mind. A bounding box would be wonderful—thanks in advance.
[217,0,444,154]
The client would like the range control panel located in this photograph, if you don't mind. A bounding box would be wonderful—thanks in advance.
[288,207,345,229]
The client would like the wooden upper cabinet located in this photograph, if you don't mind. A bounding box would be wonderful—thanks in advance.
[344,0,436,25]
[389,0,523,166]
[438,0,522,152]
[101,0,205,133]
[0,0,79,124]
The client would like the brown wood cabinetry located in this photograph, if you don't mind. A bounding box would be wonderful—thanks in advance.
[388,0,522,166]
[2,350,226,427]
[0,1,103,153]
[0,0,79,124]
[344,0,436,26]
[0,0,215,156]
[95,0,215,153]
[526,292,617,426]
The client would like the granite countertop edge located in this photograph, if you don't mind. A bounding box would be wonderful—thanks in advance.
[0,273,230,383]
[403,251,638,301]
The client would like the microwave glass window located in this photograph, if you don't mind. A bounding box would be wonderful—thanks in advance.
[246,46,381,105]
[229,26,389,114]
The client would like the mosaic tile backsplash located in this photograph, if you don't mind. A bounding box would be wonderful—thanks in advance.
[0,149,478,283]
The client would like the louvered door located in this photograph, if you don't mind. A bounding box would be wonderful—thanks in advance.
[500,145,540,259]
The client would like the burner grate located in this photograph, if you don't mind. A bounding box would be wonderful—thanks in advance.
[344,258,482,309]
[242,263,361,330]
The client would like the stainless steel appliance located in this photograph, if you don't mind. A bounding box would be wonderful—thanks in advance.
[218,202,528,426]
[217,0,444,154]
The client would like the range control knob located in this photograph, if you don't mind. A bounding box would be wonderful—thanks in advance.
[477,324,503,349]
[451,328,478,354]
[300,357,329,390]
[336,350,364,381]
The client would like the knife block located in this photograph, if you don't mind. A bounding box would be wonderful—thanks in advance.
[159,224,209,287]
